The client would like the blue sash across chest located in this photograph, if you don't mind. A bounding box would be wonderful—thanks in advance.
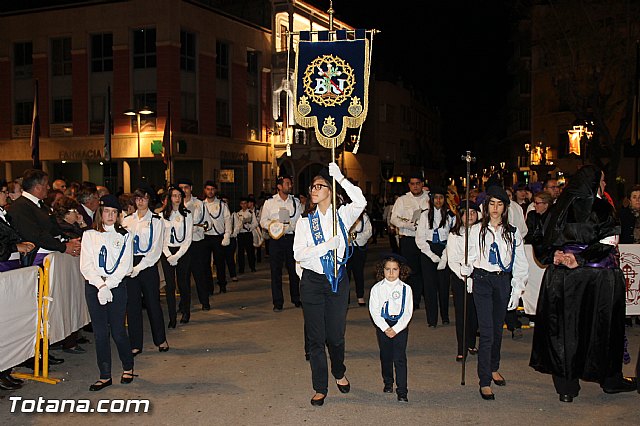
[308,209,350,293]
[99,233,129,275]
[381,285,407,321]
[133,217,154,254]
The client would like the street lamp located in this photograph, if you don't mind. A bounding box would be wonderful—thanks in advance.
[124,106,154,176]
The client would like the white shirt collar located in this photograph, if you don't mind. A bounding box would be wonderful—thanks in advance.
[22,191,42,206]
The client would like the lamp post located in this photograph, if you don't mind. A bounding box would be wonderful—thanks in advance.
[124,106,154,177]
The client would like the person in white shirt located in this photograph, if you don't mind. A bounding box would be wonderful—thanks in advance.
[202,181,232,294]
[461,185,528,400]
[160,187,193,327]
[390,174,430,310]
[347,211,373,306]
[293,163,366,406]
[446,200,480,362]
[369,253,414,402]
[178,178,211,310]
[415,186,455,327]
[261,176,303,311]
[122,186,169,355]
[236,197,259,274]
[79,194,135,391]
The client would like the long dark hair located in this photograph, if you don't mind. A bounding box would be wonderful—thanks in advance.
[162,187,189,219]
[427,194,449,230]
[451,206,479,236]
[479,196,512,256]
[303,175,344,217]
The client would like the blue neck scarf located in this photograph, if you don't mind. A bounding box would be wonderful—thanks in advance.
[308,209,350,293]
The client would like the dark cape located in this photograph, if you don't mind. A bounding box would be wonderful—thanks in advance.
[529,165,625,383]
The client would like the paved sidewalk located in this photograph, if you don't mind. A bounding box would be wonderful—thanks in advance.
[1,238,639,424]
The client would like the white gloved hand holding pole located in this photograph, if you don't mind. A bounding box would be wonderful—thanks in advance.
[328,162,345,183]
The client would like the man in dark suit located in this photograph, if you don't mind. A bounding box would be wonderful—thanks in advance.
[7,169,81,262]
[77,186,99,228]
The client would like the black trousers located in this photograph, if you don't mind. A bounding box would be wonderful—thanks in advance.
[399,236,422,309]
[269,234,300,307]
[420,253,450,325]
[160,247,192,320]
[224,237,237,279]
[85,283,133,379]
[472,269,510,387]
[505,307,522,331]
[301,269,349,395]
[347,246,367,299]
[451,274,478,355]
[189,239,210,307]
[202,234,226,291]
[237,232,256,273]
[376,322,409,395]
[126,257,166,349]
[388,232,399,254]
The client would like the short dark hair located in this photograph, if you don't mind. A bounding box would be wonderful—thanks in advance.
[52,196,80,220]
[22,169,48,191]
[629,185,640,197]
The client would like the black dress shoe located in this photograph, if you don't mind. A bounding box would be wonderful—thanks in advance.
[602,376,636,394]
[492,373,506,386]
[336,377,350,393]
[0,376,21,390]
[131,349,142,357]
[479,387,495,400]
[456,355,464,362]
[467,347,478,355]
[219,285,227,294]
[442,320,450,325]
[273,306,283,312]
[305,353,310,361]
[89,379,112,391]
[397,394,408,402]
[158,343,170,352]
[310,394,326,406]
[180,312,190,324]
[202,305,211,311]
[559,394,574,403]
[48,354,65,365]
[383,384,393,393]
[5,374,24,385]
[294,301,302,308]
[168,318,177,329]
[120,372,138,384]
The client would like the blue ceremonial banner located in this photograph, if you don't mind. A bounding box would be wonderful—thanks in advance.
[294,30,371,148]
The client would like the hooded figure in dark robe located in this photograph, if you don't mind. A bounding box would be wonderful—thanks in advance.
[529,165,636,402]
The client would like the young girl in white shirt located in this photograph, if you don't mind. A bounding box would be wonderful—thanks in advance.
[161,187,193,328]
[369,254,414,402]
[79,194,135,391]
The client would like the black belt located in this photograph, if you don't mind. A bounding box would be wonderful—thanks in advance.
[476,268,510,276]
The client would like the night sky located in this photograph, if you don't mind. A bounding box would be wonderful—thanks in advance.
[307,1,513,174]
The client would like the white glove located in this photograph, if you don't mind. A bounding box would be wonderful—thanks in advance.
[466,278,473,293]
[428,252,440,264]
[129,266,141,278]
[222,236,231,246]
[437,256,447,270]
[323,235,340,252]
[507,278,525,310]
[166,254,178,266]
[460,263,473,277]
[97,286,113,305]
[328,162,344,182]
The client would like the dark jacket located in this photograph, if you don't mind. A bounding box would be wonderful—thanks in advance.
[56,218,85,240]
[0,212,22,261]
[7,195,67,253]
[618,206,637,244]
